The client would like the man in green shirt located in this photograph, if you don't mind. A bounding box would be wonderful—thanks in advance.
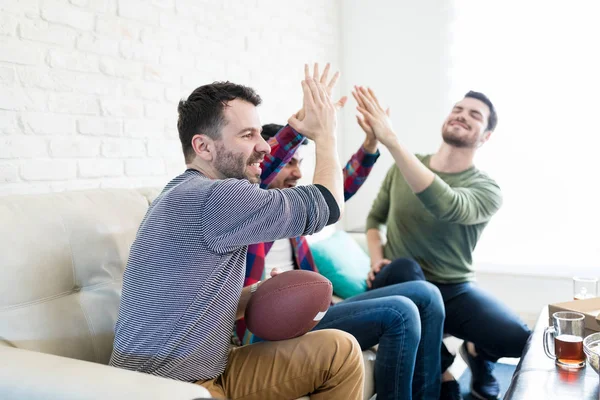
[354,87,531,400]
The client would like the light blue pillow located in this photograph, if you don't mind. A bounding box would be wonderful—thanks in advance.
[309,231,370,299]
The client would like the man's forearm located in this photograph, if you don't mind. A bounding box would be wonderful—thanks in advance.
[342,142,380,202]
[367,228,385,262]
[313,137,344,215]
[386,139,435,194]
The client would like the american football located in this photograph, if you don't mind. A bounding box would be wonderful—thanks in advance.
[245,270,333,341]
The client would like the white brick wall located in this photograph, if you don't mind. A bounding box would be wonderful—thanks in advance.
[0,0,340,196]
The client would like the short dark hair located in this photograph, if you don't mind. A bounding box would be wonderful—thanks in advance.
[464,91,497,132]
[261,123,308,145]
[177,82,262,163]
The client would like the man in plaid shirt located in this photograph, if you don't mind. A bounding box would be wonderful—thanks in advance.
[234,65,447,400]
[238,122,380,309]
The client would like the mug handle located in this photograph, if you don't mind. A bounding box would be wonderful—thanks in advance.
[543,326,556,359]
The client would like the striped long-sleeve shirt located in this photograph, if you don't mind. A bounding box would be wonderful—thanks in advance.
[109,169,335,381]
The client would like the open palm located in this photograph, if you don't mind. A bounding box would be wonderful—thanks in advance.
[353,86,397,148]
[296,63,346,121]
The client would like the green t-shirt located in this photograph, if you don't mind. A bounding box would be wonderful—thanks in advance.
[366,154,502,283]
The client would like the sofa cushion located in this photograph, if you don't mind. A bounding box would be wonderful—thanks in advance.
[309,230,370,299]
[0,189,150,364]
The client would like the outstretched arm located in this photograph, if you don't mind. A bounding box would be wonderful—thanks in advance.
[354,86,501,225]
[353,86,435,193]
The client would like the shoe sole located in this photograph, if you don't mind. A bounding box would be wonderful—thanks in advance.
[458,344,500,400]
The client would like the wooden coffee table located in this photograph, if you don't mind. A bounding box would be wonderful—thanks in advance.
[504,307,599,399]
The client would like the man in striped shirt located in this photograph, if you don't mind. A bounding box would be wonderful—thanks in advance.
[109,69,364,399]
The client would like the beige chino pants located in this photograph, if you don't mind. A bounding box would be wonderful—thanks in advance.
[197,329,364,400]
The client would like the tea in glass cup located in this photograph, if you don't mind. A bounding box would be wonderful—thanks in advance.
[543,311,586,369]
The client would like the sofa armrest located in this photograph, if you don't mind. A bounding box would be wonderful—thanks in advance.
[0,346,213,400]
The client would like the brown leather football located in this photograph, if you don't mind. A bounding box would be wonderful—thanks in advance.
[245,270,333,341]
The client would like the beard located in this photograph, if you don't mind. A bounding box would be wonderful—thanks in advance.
[442,125,479,149]
[213,142,263,184]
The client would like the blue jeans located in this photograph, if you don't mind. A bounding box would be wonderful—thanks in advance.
[314,280,445,400]
[372,258,531,372]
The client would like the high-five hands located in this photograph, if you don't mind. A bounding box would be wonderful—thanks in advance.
[287,64,337,142]
[352,86,398,149]
[295,63,347,121]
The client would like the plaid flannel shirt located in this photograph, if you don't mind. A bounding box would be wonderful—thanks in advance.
[236,125,379,344]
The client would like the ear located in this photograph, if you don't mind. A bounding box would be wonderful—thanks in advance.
[191,134,215,162]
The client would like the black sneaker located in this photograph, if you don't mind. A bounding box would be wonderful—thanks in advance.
[440,379,463,400]
[459,342,500,400]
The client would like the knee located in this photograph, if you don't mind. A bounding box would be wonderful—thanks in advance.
[382,296,421,341]
[405,281,445,319]
[305,329,364,388]
[383,258,426,285]
[508,323,532,355]
[313,329,362,361]
[487,321,532,358]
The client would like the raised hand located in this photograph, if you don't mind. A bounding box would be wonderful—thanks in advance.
[353,86,397,148]
[287,68,336,142]
[296,63,345,121]
[351,86,379,153]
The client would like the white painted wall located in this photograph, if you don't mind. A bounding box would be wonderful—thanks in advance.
[2,0,597,326]
[0,0,340,195]
[338,0,455,232]
[336,1,600,328]
[448,0,600,275]
[338,1,600,273]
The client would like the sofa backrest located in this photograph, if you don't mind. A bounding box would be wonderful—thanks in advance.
[0,188,159,364]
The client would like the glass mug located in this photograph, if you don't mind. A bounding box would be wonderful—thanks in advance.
[543,311,586,369]
[573,276,598,300]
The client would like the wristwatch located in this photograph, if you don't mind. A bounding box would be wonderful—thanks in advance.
[250,282,259,294]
